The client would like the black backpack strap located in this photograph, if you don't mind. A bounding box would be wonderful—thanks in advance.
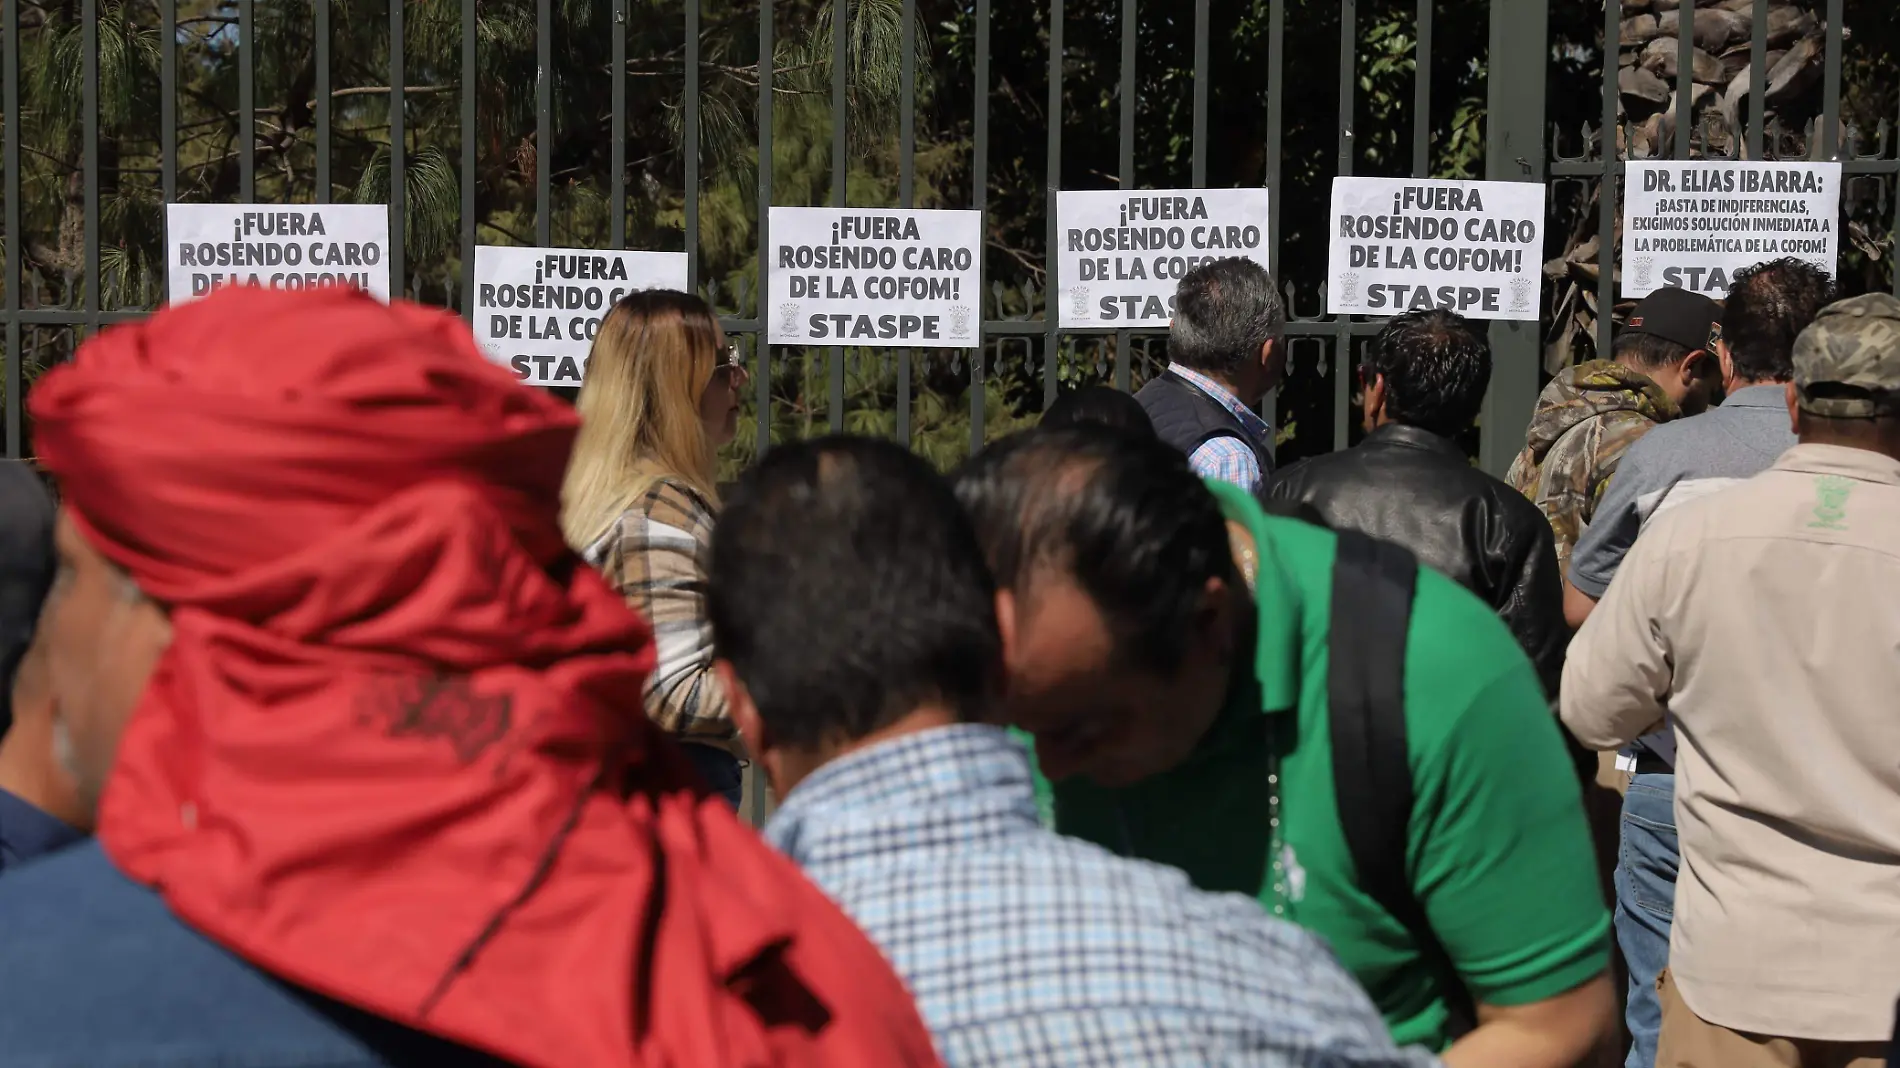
[1328,529,1476,1036]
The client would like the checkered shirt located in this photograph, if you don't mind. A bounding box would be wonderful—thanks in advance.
[582,478,734,745]
[766,725,1440,1068]
[1169,363,1276,494]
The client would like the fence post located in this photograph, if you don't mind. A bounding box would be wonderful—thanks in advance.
[1479,0,1547,478]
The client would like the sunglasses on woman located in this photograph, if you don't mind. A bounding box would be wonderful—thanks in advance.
[713,342,749,387]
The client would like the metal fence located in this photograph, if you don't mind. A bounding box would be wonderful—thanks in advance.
[0,1,1884,473]
[1548,0,1891,401]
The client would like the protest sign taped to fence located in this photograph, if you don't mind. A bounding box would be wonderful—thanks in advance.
[1327,177,1545,321]
[472,246,689,386]
[767,207,982,348]
[166,203,391,304]
[1055,189,1272,328]
[1621,161,1841,299]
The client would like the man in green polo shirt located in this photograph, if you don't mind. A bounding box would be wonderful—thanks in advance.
[955,425,1612,1066]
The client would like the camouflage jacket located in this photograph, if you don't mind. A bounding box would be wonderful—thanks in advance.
[1506,360,1678,578]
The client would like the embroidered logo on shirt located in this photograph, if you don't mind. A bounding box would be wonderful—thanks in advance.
[356,673,514,764]
[1808,475,1853,531]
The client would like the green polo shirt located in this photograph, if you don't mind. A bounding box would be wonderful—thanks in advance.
[1030,479,1609,1051]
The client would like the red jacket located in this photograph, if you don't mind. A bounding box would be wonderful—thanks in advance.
[31,286,941,1068]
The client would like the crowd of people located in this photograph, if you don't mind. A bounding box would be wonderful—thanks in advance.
[0,250,1893,1068]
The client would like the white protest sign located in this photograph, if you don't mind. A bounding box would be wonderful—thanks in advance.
[767,207,982,348]
[166,203,390,304]
[1621,161,1841,298]
[472,246,689,386]
[1056,189,1272,329]
[1328,177,1545,321]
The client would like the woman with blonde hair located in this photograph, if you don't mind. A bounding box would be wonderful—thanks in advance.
[563,289,747,806]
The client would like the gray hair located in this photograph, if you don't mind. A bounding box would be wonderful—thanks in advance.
[1169,258,1284,376]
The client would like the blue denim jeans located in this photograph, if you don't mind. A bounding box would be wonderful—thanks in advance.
[683,743,744,810]
[1614,772,1678,1068]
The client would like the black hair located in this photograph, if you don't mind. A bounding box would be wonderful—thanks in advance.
[707,435,1002,750]
[1612,329,1693,372]
[1168,257,1284,376]
[954,425,1235,676]
[1723,257,1838,384]
[1360,309,1491,438]
[1040,385,1156,438]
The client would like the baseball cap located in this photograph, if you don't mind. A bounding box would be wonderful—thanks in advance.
[1791,293,1900,419]
[0,461,56,737]
[1623,287,1723,352]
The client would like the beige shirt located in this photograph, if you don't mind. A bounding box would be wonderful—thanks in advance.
[1562,443,1900,1042]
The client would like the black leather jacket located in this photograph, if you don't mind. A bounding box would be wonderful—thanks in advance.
[1267,423,1567,697]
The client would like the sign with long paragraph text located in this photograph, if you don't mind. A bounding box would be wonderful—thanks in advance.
[472,246,689,386]
[767,208,982,348]
[1621,161,1840,298]
[1327,177,1545,321]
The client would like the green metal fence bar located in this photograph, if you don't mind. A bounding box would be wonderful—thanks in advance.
[81,0,97,338]
[1820,0,1843,159]
[239,0,254,202]
[754,0,774,457]
[1260,0,1283,440]
[460,0,477,315]
[828,0,847,433]
[1479,0,1546,478]
[1191,0,1208,188]
[535,0,550,247]
[390,0,406,291]
[1596,0,1617,363]
[1114,0,1134,392]
[897,0,916,445]
[1748,0,1767,160]
[1332,0,1355,453]
[683,0,699,284]
[970,0,990,453]
[1674,0,1692,158]
[316,0,331,203]
[613,0,629,252]
[1044,0,1063,411]
[1412,0,1430,178]
[3,0,18,458]
[161,1,175,203]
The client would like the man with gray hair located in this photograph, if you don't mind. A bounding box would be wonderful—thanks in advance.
[1136,256,1286,496]
[1563,292,1900,1067]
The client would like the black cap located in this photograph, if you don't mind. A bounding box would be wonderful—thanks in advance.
[0,461,55,738]
[1623,287,1722,352]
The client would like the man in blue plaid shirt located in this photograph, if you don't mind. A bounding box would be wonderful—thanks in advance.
[706,435,1438,1068]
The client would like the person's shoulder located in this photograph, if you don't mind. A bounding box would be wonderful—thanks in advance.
[893,823,1339,985]
[602,478,714,550]
[0,843,498,1067]
[1401,566,1544,726]
[1265,450,1351,495]
[1484,469,1559,537]
[1614,409,1709,467]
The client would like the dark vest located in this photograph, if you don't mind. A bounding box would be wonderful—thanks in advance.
[1135,371,1275,494]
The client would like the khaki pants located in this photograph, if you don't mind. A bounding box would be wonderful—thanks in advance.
[1656,970,1886,1068]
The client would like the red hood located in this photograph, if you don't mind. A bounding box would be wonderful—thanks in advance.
[29,285,940,1068]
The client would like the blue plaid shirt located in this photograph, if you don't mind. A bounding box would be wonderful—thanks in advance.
[1169,363,1276,494]
[766,725,1440,1068]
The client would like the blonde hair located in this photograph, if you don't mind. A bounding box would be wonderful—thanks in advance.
[561,290,724,550]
